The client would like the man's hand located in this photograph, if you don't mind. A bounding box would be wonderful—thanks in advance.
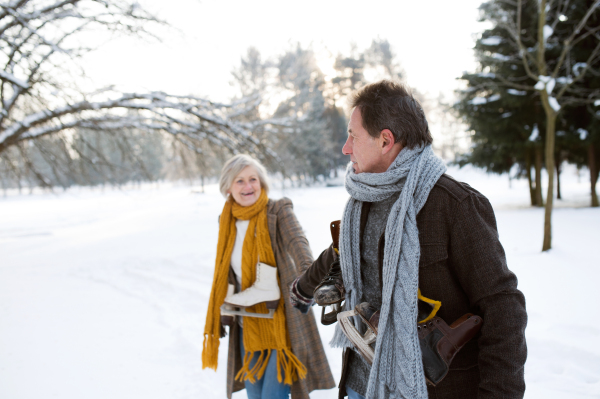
[289,275,314,314]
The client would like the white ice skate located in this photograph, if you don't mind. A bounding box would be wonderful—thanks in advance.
[220,262,280,319]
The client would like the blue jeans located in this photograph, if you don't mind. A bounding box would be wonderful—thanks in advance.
[239,328,291,399]
[347,386,366,399]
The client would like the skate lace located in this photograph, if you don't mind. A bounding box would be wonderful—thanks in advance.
[317,259,342,287]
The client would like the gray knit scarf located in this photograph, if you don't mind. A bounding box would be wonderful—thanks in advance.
[331,144,446,399]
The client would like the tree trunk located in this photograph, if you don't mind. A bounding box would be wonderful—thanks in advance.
[534,146,544,207]
[542,112,556,252]
[526,150,536,206]
[535,0,553,251]
[590,143,599,207]
[555,156,562,200]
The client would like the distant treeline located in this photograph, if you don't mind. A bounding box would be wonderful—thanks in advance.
[1,39,409,192]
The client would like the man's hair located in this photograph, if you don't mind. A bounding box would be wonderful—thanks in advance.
[219,154,270,197]
[349,80,433,149]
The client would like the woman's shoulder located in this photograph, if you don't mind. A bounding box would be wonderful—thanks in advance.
[267,197,293,215]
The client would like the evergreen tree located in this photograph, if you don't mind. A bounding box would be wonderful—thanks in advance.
[456,0,600,250]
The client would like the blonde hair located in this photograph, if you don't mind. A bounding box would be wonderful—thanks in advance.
[219,154,270,197]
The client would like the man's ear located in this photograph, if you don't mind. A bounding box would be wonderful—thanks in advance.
[380,129,395,154]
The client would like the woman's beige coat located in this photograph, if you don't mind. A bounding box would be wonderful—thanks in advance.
[225,198,335,399]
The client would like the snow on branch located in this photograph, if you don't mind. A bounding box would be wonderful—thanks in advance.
[543,25,553,42]
[0,91,281,163]
[469,94,501,105]
[0,70,28,89]
[480,36,503,46]
[0,1,285,169]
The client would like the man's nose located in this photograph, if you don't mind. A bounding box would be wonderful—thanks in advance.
[342,136,352,155]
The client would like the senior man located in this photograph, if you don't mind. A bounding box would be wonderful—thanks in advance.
[290,80,527,399]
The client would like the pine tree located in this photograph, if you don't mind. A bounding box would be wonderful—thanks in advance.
[456,0,600,250]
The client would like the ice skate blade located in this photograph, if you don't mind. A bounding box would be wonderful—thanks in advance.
[223,298,279,310]
[320,302,342,325]
[363,328,376,345]
[220,304,275,319]
[338,309,375,365]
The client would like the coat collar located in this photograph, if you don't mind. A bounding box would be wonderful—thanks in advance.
[267,199,277,250]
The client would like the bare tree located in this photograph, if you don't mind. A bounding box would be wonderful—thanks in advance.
[479,0,600,251]
[0,0,280,187]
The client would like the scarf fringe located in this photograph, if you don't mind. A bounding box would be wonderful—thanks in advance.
[201,333,219,370]
[278,348,307,385]
[236,349,269,383]
[235,348,306,386]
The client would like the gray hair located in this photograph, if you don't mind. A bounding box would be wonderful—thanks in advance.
[219,154,270,197]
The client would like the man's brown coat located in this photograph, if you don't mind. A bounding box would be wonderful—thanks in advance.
[298,175,528,399]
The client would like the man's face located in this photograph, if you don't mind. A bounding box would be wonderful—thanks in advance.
[342,107,385,174]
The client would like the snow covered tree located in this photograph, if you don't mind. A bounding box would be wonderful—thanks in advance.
[228,40,409,183]
[455,25,548,207]
[559,105,600,206]
[0,0,278,188]
[364,38,405,82]
[329,44,367,107]
[273,44,333,180]
[458,0,600,251]
[325,39,406,170]
[230,44,350,181]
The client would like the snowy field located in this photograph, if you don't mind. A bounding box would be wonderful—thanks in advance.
[1,165,599,399]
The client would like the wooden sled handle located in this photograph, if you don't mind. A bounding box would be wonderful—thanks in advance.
[330,220,341,251]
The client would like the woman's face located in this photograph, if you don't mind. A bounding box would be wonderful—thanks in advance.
[228,166,262,207]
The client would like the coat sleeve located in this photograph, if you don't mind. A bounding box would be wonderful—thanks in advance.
[276,199,314,276]
[297,244,336,298]
[449,193,527,399]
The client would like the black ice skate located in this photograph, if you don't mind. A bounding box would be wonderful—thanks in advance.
[314,220,345,325]
[314,257,345,325]
[337,296,483,387]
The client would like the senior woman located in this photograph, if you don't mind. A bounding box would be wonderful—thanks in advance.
[202,154,334,399]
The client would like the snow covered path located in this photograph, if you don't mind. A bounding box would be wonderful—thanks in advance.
[1,167,599,398]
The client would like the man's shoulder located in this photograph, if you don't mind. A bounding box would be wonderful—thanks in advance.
[429,174,488,204]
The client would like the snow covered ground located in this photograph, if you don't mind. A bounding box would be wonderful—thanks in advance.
[1,165,599,399]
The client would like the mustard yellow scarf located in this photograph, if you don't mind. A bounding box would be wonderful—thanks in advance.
[202,190,306,384]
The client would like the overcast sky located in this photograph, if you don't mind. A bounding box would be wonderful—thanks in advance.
[81,0,486,103]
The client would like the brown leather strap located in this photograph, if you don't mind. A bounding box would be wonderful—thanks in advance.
[330,220,341,251]
[435,314,483,365]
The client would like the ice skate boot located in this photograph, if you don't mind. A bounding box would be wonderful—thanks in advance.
[313,258,345,325]
[222,262,280,319]
[314,220,345,325]
[336,297,441,366]
[337,295,483,386]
